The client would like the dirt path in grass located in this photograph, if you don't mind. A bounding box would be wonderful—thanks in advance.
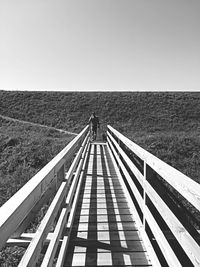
[0,114,78,136]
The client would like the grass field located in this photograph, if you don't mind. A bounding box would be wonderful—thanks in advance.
[0,117,74,207]
[1,91,200,133]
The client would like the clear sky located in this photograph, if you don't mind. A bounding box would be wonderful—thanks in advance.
[0,0,200,91]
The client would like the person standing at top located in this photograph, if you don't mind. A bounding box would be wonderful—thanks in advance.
[89,112,100,141]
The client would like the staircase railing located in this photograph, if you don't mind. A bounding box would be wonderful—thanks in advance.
[107,125,200,267]
[0,125,90,266]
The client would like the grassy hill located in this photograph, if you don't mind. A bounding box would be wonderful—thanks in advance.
[0,117,74,207]
[1,91,200,134]
[0,90,200,181]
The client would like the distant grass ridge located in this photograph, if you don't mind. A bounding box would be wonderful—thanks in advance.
[1,91,200,134]
[1,91,200,180]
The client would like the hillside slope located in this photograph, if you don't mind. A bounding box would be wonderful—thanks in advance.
[0,91,200,181]
[1,91,200,134]
[0,117,74,207]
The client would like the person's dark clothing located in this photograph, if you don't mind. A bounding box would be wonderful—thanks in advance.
[89,114,100,140]
[89,115,99,129]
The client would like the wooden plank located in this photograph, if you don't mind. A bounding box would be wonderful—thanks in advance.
[144,179,200,267]
[83,186,122,190]
[66,156,85,207]
[68,240,147,252]
[84,180,121,184]
[55,236,69,267]
[106,137,144,216]
[79,194,126,199]
[72,222,136,231]
[78,204,128,211]
[74,214,134,223]
[78,208,131,216]
[83,176,119,180]
[83,177,119,181]
[81,190,124,195]
[67,141,91,231]
[143,206,182,266]
[7,232,54,247]
[6,238,31,247]
[78,202,130,209]
[70,230,142,241]
[107,132,144,190]
[41,207,70,267]
[65,251,151,266]
[12,178,57,238]
[84,173,118,177]
[78,198,128,204]
[82,185,121,190]
[18,182,68,267]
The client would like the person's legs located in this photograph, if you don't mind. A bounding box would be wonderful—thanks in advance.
[92,126,97,140]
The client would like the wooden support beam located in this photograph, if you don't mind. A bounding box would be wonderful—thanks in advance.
[18,181,68,267]
[145,180,200,267]
[55,141,90,267]
[12,178,57,238]
[41,207,70,267]
[41,139,90,267]
[6,233,55,247]
[55,236,69,267]
[18,133,89,267]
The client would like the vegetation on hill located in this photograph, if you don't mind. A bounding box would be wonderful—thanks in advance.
[1,91,200,134]
[0,90,200,181]
[128,131,200,183]
[0,117,74,207]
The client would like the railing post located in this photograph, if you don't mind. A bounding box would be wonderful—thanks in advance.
[117,138,121,168]
[57,165,65,182]
[143,161,147,227]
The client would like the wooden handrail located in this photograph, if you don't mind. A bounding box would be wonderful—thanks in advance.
[108,125,200,211]
[18,132,90,267]
[107,125,200,267]
[0,125,89,251]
